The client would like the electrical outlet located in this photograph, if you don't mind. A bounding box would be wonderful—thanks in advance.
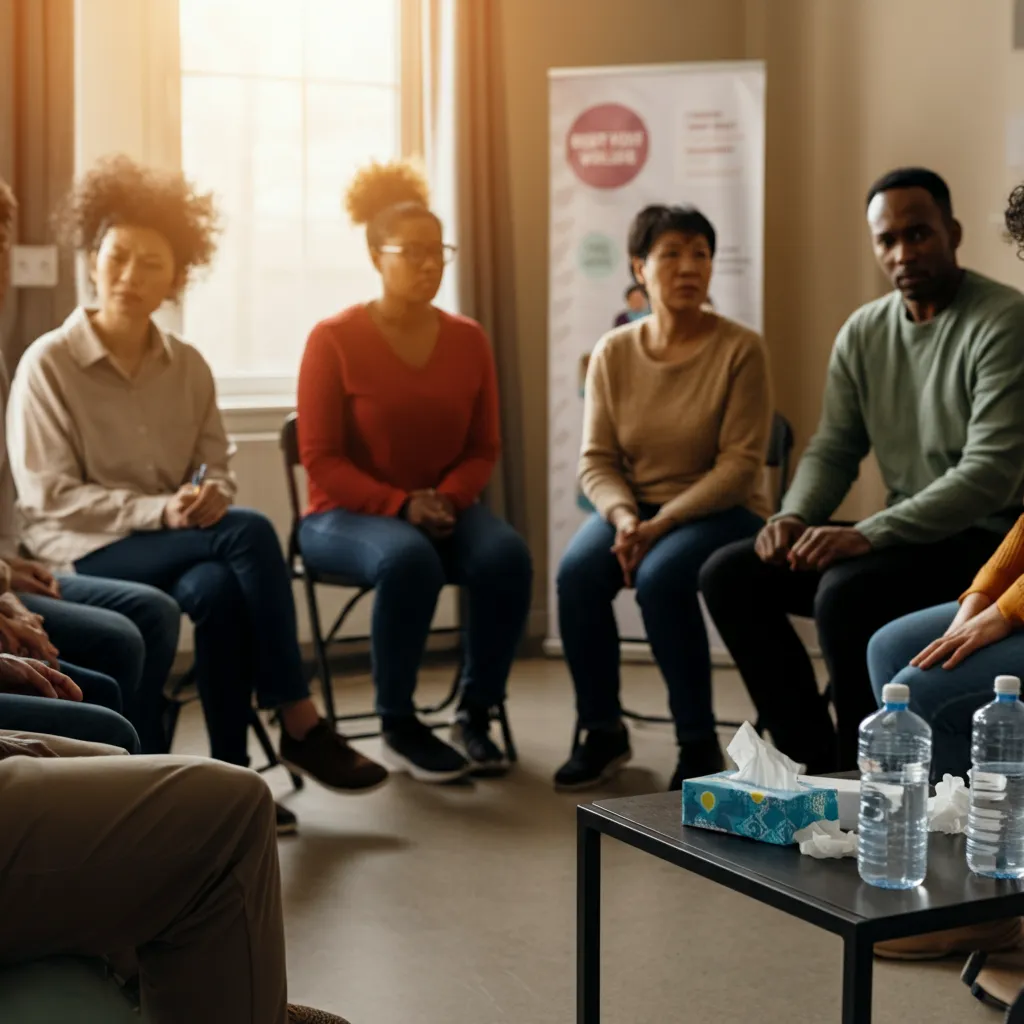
[10,245,59,288]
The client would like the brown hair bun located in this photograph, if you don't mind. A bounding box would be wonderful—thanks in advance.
[345,160,431,227]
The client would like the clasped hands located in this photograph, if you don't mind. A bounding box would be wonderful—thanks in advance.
[404,489,456,539]
[610,509,673,587]
[164,482,230,530]
[755,516,871,572]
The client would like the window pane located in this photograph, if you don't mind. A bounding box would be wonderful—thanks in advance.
[181,2,402,382]
[180,0,302,77]
[304,0,399,84]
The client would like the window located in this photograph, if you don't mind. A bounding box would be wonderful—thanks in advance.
[179,0,403,390]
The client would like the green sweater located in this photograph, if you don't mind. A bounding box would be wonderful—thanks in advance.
[780,270,1024,547]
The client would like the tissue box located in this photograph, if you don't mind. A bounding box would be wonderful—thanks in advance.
[683,771,839,846]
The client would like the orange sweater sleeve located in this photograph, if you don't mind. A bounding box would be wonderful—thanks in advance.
[435,326,501,510]
[963,514,1024,623]
[297,322,408,517]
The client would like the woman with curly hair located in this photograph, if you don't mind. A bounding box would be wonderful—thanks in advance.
[7,156,388,817]
[297,160,532,783]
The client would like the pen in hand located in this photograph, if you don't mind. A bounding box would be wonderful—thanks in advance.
[190,464,208,492]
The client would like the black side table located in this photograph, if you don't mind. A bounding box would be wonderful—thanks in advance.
[578,792,1024,1023]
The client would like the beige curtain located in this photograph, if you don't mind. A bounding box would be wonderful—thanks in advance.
[415,0,526,535]
[0,0,76,372]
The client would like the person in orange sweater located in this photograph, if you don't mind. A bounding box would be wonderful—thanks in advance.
[297,161,532,784]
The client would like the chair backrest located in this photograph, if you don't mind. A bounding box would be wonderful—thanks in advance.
[765,411,795,513]
[279,412,303,566]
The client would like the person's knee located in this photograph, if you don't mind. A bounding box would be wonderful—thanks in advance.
[139,588,183,649]
[472,527,533,596]
[635,555,698,608]
[698,537,759,609]
[378,537,445,594]
[102,709,141,754]
[223,507,283,555]
[813,568,870,638]
[866,622,906,704]
[177,563,243,622]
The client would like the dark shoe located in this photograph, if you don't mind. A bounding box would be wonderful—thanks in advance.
[275,802,298,837]
[382,716,470,783]
[279,720,389,793]
[875,917,1023,961]
[962,948,1024,1010]
[554,725,631,791]
[450,706,510,777]
[668,737,726,791]
[287,1005,351,1023]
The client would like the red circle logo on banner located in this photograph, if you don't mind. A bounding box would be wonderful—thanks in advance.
[566,104,649,189]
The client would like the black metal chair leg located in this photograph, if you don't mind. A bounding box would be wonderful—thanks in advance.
[304,575,338,725]
[249,709,303,791]
[495,703,517,763]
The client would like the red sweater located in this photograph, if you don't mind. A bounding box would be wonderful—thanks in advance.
[297,305,501,517]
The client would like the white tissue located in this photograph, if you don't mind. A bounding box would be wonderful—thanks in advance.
[793,818,859,859]
[727,721,804,791]
[928,774,970,834]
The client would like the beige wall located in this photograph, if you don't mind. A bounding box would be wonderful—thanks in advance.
[502,0,1024,630]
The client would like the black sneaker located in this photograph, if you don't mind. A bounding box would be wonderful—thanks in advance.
[382,716,469,783]
[450,708,510,778]
[668,737,726,791]
[276,802,298,836]
[553,726,631,791]
[279,720,389,793]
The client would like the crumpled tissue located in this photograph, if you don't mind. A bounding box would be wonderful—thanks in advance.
[928,774,969,834]
[793,818,858,859]
[682,722,839,846]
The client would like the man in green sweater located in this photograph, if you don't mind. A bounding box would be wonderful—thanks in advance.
[701,167,1024,773]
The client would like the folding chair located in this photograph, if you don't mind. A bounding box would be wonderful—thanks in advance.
[572,412,797,747]
[280,413,517,761]
[162,666,303,790]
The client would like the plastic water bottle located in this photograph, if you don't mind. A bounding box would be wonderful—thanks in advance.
[857,682,932,889]
[967,675,1024,879]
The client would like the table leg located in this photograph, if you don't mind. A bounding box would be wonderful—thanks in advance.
[841,933,873,1024]
[577,820,601,1024]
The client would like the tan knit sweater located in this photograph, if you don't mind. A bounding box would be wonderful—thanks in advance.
[579,314,772,525]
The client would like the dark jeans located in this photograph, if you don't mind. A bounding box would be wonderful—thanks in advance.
[76,508,308,766]
[299,503,532,717]
[699,527,1003,771]
[21,575,181,754]
[557,505,764,745]
[0,668,141,753]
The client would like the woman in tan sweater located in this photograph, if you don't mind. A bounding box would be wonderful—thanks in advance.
[554,204,772,792]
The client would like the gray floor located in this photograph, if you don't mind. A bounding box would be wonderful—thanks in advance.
[170,659,993,1024]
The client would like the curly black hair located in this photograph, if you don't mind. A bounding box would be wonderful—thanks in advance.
[0,178,15,250]
[1006,184,1024,259]
[54,155,221,294]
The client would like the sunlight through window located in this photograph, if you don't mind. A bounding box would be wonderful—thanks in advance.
[179,0,402,387]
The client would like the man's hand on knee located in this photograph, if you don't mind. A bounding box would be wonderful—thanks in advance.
[755,517,807,565]
[788,526,871,572]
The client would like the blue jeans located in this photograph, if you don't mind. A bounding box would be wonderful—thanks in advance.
[299,503,532,717]
[557,505,764,744]
[0,668,141,753]
[75,508,308,766]
[21,576,181,754]
[867,601,1015,780]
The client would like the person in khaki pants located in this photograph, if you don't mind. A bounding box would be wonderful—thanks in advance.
[0,664,350,1023]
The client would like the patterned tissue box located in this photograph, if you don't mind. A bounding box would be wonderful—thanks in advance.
[682,771,839,846]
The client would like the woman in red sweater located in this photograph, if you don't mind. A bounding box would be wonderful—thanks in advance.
[297,162,532,784]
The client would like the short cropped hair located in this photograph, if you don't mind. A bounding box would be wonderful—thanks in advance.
[865,167,953,218]
[0,178,15,250]
[54,155,220,293]
[627,204,717,264]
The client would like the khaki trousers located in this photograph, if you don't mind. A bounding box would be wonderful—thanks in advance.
[0,732,287,1024]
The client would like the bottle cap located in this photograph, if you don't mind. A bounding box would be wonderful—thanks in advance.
[882,682,910,705]
[995,675,1021,696]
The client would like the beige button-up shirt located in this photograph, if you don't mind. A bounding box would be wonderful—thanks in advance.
[7,307,237,567]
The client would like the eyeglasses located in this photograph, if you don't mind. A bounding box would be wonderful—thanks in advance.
[376,243,458,266]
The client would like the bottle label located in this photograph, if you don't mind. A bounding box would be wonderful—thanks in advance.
[971,770,1009,797]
